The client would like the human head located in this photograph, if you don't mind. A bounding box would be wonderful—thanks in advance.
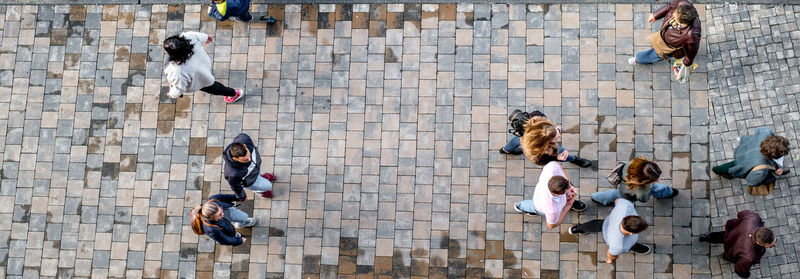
[754,227,776,248]
[760,135,790,159]
[520,116,560,161]
[229,143,251,163]
[548,175,571,195]
[190,201,223,234]
[163,35,194,65]
[625,157,662,188]
[673,4,698,25]
[620,216,648,235]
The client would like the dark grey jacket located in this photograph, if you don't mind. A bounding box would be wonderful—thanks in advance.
[729,127,779,186]
[223,133,261,200]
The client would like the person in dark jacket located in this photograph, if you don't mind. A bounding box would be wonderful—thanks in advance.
[190,194,257,246]
[712,127,790,186]
[208,0,253,22]
[223,133,277,201]
[628,0,701,67]
[699,211,776,278]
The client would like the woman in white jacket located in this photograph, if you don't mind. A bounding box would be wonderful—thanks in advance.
[163,31,243,103]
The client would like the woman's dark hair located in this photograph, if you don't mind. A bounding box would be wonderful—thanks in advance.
[675,4,698,25]
[760,135,790,159]
[163,35,194,65]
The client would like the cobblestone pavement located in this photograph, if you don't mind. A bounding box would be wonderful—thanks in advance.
[0,3,712,278]
[707,4,800,279]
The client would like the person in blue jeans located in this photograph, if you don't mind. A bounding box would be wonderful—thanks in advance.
[591,157,679,205]
[208,0,254,22]
[628,0,700,66]
[500,116,592,168]
[190,194,257,246]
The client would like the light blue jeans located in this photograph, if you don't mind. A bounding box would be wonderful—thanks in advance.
[245,175,273,194]
[516,199,541,214]
[635,48,665,64]
[223,207,250,224]
[590,183,673,205]
[503,136,575,162]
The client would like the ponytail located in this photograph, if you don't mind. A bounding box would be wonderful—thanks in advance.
[190,207,205,235]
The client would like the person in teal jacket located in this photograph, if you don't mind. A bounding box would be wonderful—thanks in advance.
[208,0,253,22]
[712,127,791,186]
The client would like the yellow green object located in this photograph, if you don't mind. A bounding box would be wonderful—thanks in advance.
[215,1,227,16]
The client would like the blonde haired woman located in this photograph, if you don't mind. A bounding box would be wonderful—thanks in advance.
[501,116,592,168]
[190,194,256,245]
[591,157,679,205]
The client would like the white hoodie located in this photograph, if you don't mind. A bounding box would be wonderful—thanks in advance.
[164,31,215,98]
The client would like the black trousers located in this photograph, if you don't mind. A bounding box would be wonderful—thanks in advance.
[706,231,725,244]
[200,81,236,97]
[575,219,605,232]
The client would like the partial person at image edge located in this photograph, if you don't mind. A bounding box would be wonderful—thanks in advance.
[629,0,701,66]
[699,210,776,278]
[208,0,253,22]
[712,127,791,187]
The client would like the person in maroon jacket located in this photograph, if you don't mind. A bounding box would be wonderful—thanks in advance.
[699,211,776,278]
[628,0,701,67]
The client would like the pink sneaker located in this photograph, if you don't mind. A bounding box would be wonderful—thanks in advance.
[224,89,243,103]
[260,172,276,182]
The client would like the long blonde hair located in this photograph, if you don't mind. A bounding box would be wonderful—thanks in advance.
[520,116,559,161]
[624,157,662,189]
[190,201,222,235]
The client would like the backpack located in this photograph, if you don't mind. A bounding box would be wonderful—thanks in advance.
[508,110,546,137]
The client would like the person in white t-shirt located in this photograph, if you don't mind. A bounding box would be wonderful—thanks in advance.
[514,161,587,228]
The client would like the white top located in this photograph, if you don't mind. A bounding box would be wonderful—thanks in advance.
[533,161,567,224]
[164,31,215,98]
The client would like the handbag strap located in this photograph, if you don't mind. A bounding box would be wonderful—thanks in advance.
[751,164,774,172]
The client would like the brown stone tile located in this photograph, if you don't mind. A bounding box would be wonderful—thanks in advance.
[196,271,213,279]
[119,155,137,172]
[50,30,67,46]
[485,241,503,260]
[338,255,356,274]
[439,4,456,21]
[189,138,207,155]
[541,269,559,279]
[503,250,519,269]
[410,259,428,276]
[336,4,353,21]
[166,5,183,21]
[465,268,484,279]
[103,5,120,21]
[196,253,215,271]
[130,53,147,70]
[205,147,222,164]
[301,4,318,21]
[374,256,392,276]
[428,267,447,279]
[369,4,386,20]
[339,237,358,256]
[466,249,484,267]
[369,20,386,37]
[70,5,86,21]
[352,12,369,29]
[386,13,403,29]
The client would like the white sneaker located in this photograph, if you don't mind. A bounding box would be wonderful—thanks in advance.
[234,218,258,229]
[628,57,638,65]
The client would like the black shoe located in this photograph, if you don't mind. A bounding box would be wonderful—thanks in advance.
[781,169,791,176]
[570,157,592,168]
[568,225,587,235]
[499,147,523,155]
[571,200,587,212]
[698,233,710,243]
[668,188,679,199]
[630,243,651,254]
[514,202,538,216]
